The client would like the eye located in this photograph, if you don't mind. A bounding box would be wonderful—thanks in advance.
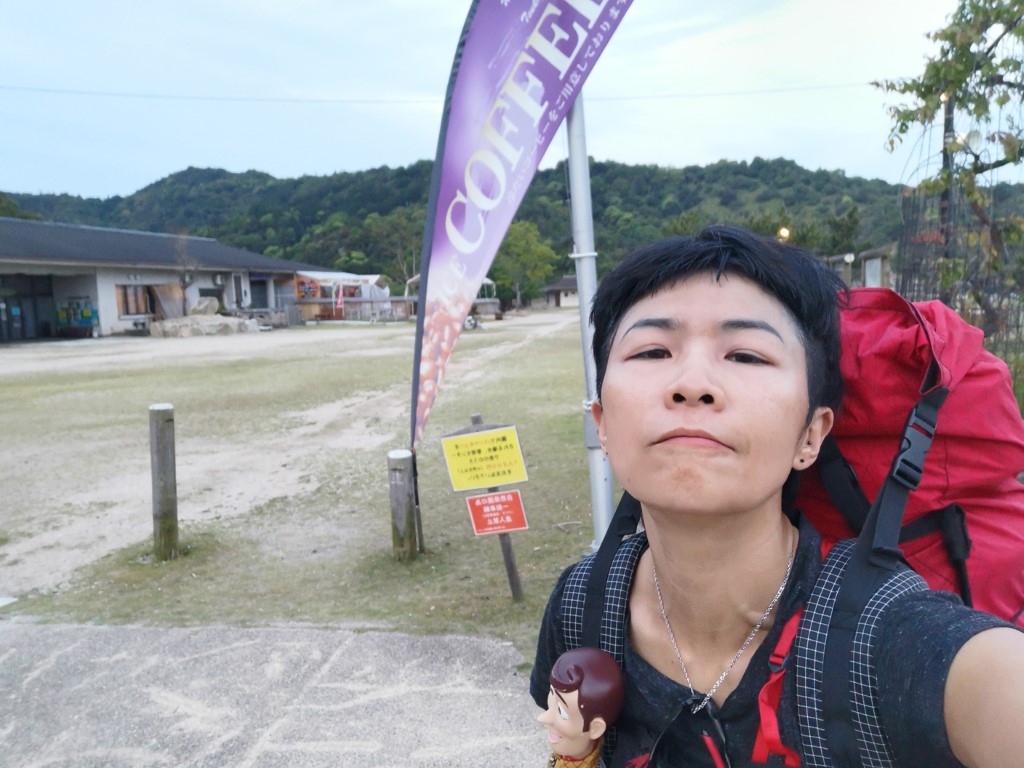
[627,347,670,361]
[558,704,569,720]
[728,350,768,365]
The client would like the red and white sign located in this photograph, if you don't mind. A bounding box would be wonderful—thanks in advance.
[466,489,528,536]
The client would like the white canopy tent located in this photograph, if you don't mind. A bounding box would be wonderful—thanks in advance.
[295,270,394,321]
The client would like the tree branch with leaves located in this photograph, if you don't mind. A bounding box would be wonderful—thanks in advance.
[874,0,1024,321]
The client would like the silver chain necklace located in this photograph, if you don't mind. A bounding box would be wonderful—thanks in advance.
[651,545,795,714]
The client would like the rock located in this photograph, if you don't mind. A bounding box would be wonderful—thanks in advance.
[190,297,221,315]
[149,315,258,337]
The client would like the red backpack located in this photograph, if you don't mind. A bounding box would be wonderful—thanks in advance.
[797,287,1024,625]
[562,287,1024,767]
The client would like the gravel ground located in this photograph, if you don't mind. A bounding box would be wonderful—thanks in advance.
[0,311,581,767]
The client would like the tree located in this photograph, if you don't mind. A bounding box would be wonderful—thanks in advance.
[0,193,42,220]
[823,206,862,255]
[490,221,558,309]
[290,212,354,268]
[741,206,823,251]
[356,205,426,284]
[663,207,712,237]
[875,0,1024,311]
[174,235,199,315]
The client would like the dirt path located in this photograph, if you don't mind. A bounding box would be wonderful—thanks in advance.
[0,310,581,599]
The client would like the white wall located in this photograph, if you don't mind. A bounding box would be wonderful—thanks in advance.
[96,267,182,335]
[2,264,288,336]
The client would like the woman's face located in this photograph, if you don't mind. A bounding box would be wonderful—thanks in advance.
[593,273,831,520]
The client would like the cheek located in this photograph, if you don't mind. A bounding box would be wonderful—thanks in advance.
[757,394,811,458]
[596,381,642,435]
[600,415,638,473]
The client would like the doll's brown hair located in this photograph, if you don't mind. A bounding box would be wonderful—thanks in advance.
[549,647,624,731]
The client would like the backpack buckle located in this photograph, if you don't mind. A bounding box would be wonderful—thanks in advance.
[892,406,938,490]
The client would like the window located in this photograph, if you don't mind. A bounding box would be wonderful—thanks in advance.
[116,285,153,317]
[864,257,883,288]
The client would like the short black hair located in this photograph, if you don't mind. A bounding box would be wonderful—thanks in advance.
[590,225,845,419]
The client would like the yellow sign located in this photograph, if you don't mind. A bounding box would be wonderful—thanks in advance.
[441,426,528,491]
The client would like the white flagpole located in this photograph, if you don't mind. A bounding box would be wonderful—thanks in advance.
[566,93,615,548]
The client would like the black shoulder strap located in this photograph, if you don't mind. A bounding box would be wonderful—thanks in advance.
[816,402,974,608]
[561,493,645,660]
[559,498,646,766]
[815,434,871,532]
[801,385,948,768]
[898,503,973,606]
[795,540,929,768]
[580,491,642,648]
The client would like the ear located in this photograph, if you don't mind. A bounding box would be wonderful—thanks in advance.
[793,406,834,471]
[591,399,608,453]
[585,716,608,741]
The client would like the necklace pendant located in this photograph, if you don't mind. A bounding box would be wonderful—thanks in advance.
[684,692,705,714]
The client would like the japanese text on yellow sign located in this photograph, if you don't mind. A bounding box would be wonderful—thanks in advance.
[441,426,528,492]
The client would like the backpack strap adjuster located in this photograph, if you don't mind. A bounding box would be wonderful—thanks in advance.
[892,403,940,490]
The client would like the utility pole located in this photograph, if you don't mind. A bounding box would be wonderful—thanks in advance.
[566,94,615,549]
[940,91,955,260]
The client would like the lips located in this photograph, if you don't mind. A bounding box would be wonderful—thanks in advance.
[655,428,729,450]
[548,731,562,744]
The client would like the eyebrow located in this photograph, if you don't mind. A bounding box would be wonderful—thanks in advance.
[550,686,568,706]
[722,318,785,341]
[620,316,785,342]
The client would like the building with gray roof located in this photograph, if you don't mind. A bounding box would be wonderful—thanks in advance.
[0,217,314,340]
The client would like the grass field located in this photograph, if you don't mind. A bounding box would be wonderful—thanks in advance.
[0,311,604,658]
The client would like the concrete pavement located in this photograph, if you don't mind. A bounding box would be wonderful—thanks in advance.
[0,622,546,767]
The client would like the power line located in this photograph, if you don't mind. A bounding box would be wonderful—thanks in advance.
[0,80,875,105]
[587,82,871,101]
[0,84,435,105]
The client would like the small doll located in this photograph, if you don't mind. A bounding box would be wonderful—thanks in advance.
[538,647,624,767]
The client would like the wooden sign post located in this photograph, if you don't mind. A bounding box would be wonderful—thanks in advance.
[441,414,528,601]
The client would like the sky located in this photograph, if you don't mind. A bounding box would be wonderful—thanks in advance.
[3,0,1011,201]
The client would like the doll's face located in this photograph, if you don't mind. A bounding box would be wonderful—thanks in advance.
[537,686,600,759]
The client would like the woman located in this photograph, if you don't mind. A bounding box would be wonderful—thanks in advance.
[531,226,1024,767]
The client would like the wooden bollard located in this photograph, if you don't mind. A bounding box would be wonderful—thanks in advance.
[149,403,179,560]
[388,449,418,561]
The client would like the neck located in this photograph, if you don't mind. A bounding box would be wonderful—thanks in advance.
[642,508,796,659]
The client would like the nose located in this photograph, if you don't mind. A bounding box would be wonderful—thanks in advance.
[666,355,722,407]
[672,391,714,404]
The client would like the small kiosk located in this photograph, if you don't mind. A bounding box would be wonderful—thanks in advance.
[294,271,397,322]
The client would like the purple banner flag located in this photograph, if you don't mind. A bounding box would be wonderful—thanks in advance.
[411,0,634,449]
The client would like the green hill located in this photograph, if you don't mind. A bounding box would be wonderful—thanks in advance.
[13,156,1016,285]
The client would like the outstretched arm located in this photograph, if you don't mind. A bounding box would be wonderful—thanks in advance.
[945,627,1024,767]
